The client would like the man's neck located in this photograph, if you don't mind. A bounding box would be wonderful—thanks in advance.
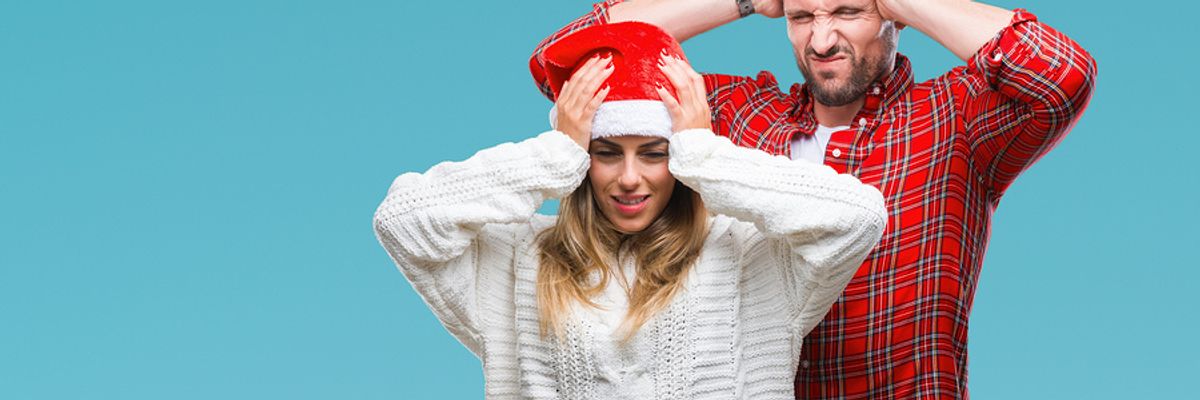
[813,97,865,127]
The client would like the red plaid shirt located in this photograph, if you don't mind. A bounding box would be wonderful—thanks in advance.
[530,2,1097,398]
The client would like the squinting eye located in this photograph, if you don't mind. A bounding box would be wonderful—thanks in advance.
[791,15,814,23]
[593,150,620,158]
[642,152,668,159]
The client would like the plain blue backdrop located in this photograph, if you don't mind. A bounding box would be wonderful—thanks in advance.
[2,1,1197,398]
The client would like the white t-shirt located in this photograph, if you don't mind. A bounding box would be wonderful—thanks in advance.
[790,124,848,164]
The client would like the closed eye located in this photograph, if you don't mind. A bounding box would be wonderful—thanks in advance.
[834,7,864,18]
[789,12,814,23]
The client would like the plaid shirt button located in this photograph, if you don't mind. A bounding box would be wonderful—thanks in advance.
[858,117,868,126]
[831,148,842,158]
[800,360,811,368]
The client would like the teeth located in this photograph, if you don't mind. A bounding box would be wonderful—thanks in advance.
[616,196,647,205]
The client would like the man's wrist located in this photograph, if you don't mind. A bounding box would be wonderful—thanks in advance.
[737,0,755,18]
[749,0,782,18]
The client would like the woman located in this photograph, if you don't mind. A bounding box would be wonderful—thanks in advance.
[373,22,886,399]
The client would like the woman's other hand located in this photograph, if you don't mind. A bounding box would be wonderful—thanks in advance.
[554,53,613,151]
[655,54,712,133]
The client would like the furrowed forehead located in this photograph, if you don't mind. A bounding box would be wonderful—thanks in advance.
[785,0,873,13]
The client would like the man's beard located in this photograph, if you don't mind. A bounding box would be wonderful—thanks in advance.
[797,45,892,107]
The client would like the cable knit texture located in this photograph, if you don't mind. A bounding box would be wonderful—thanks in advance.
[373,129,887,399]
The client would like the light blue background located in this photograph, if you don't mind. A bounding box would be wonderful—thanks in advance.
[2,1,1196,398]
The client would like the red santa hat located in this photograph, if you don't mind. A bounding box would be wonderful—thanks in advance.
[537,21,687,139]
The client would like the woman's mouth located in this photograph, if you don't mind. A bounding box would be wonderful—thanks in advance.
[612,195,650,215]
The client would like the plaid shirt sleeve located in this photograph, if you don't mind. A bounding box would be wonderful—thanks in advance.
[529,0,625,101]
[956,9,1098,198]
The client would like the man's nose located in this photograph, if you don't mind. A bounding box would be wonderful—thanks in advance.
[810,18,838,55]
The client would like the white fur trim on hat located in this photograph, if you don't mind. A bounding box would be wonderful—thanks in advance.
[548,100,673,139]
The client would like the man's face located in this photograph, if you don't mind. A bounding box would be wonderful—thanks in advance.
[784,0,899,106]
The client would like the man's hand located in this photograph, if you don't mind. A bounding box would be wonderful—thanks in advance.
[870,0,1013,61]
[754,0,784,18]
[655,53,712,133]
[873,0,904,24]
[555,54,613,151]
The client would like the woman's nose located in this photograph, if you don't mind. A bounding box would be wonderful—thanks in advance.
[617,160,641,189]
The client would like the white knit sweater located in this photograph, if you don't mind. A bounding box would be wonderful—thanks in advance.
[373,129,886,399]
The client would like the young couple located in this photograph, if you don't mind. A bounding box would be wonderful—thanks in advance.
[374,1,1094,398]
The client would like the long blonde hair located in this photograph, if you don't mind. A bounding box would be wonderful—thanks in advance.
[536,178,708,341]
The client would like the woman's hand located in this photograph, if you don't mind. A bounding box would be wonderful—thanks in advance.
[555,53,613,151]
[655,53,712,133]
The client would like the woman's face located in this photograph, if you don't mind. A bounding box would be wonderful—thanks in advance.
[588,135,675,233]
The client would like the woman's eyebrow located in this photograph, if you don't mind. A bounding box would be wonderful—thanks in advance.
[639,139,669,148]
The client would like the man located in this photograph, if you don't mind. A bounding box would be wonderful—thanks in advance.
[530,0,1096,398]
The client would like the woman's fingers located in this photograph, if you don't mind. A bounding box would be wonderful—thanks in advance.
[555,53,614,150]
[656,83,682,119]
[658,54,712,132]
[587,84,611,115]
[664,55,707,108]
[659,54,690,102]
[570,54,612,103]
[572,55,613,114]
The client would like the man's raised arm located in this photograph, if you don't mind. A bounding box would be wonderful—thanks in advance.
[888,0,1097,197]
[876,0,1013,62]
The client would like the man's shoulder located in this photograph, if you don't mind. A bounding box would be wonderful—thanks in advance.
[705,70,793,96]
[704,70,801,112]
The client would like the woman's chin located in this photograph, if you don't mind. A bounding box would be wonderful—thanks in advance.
[610,218,651,234]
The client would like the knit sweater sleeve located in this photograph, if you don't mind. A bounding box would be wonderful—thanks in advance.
[372,131,589,355]
[667,129,887,337]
